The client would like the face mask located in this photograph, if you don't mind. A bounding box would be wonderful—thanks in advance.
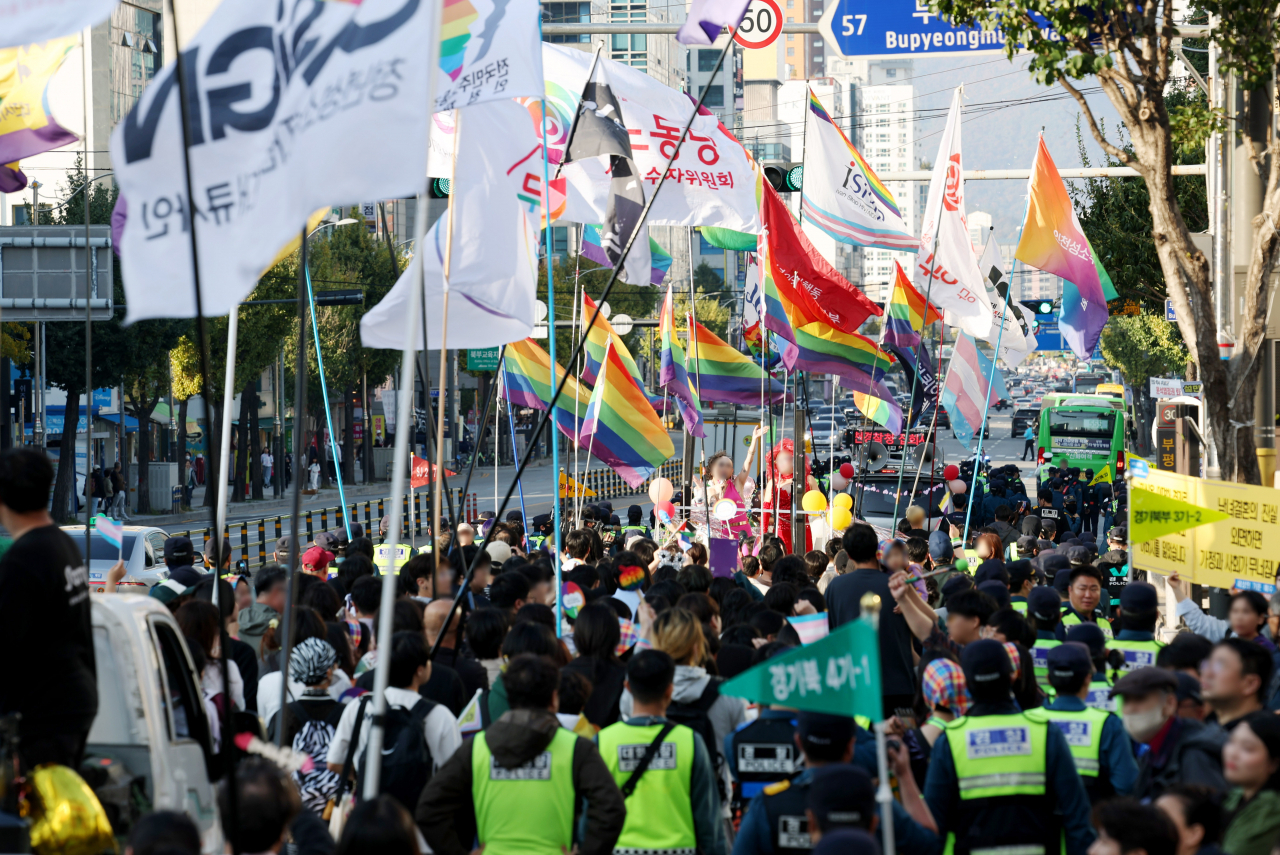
[1123,706,1167,743]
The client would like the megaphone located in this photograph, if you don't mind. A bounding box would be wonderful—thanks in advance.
[865,442,890,469]
[913,441,937,468]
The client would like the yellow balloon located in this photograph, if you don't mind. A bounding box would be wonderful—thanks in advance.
[828,506,854,531]
[801,489,828,513]
[833,492,853,510]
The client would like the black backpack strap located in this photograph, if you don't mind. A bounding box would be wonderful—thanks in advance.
[338,695,374,798]
[694,677,722,712]
[619,722,677,799]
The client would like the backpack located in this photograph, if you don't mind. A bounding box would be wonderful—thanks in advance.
[354,697,437,812]
[282,701,345,815]
[666,677,726,802]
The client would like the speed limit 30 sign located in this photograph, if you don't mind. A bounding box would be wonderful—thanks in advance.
[733,0,782,49]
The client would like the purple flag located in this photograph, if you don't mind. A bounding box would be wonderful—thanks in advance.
[677,0,752,44]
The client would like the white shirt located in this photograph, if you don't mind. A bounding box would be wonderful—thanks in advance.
[257,667,353,726]
[325,686,462,774]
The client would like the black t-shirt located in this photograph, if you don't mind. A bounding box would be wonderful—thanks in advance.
[0,524,98,737]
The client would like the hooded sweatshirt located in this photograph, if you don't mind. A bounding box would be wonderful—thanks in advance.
[238,601,279,657]
[415,708,626,855]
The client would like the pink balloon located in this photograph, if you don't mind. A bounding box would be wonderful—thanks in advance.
[943,464,960,481]
[831,473,849,491]
[648,477,674,504]
[948,479,967,495]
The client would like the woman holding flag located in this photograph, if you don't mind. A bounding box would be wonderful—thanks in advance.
[761,438,819,554]
[689,425,768,543]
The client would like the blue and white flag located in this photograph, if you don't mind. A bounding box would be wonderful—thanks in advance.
[94,514,123,549]
[941,334,1007,449]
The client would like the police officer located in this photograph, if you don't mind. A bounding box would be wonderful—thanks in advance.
[598,650,722,855]
[1036,489,1063,541]
[1097,526,1130,610]
[1065,623,1117,712]
[620,504,650,542]
[1109,582,1165,673]
[727,704,801,815]
[922,639,1095,855]
[1008,560,1035,616]
[1029,643,1138,804]
[1029,587,1064,690]
[373,514,418,575]
[732,713,939,855]
[527,513,552,553]
[1059,560,1113,640]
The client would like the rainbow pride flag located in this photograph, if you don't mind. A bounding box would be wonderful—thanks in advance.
[503,338,593,445]
[1014,135,1110,359]
[687,316,786,405]
[581,294,659,406]
[882,262,942,351]
[658,285,705,438]
[439,0,479,81]
[581,225,673,285]
[773,337,902,433]
[581,340,675,488]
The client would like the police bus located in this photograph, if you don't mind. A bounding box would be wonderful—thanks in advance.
[1035,393,1127,484]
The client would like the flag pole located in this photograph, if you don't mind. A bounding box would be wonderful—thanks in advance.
[499,356,530,549]
[434,113,461,555]
[890,253,941,525]
[428,19,744,656]
[214,308,239,572]
[305,261,353,540]
[686,227,712,543]
[960,293,1012,550]
[571,256,583,523]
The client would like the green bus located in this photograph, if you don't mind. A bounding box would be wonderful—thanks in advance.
[1035,393,1128,483]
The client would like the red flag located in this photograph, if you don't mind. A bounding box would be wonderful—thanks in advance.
[410,455,456,489]
[760,184,882,333]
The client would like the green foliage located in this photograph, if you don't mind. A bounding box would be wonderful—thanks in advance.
[1070,108,1209,308]
[1100,310,1189,387]
[1196,0,1280,91]
[693,262,722,292]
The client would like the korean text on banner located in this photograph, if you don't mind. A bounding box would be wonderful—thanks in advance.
[112,0,435,323]
[434,0,543,110]
[720,618,881,719]
[1130,468,1280,593]
[540,43,762,234]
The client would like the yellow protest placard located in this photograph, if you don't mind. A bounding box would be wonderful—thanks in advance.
[1130,468,1280,592]
[1131,485,1228,542]
[1090,464,1112,486]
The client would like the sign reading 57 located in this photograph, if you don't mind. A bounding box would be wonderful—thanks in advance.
[818,0,1059,59]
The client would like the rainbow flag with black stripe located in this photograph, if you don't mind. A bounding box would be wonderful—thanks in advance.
[686,315,786,405]
[658,285,705,438]
[581,294,660,406]
[883,262,942,351]
[581,225,673,285]
[503,338,593,445]
[581,340,675,488]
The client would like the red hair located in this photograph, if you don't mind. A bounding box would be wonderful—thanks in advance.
[764,438,811,485]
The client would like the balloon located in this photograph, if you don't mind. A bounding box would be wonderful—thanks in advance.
[839,463,855,479]
[948,479,967,495]
[954,556,970,573]
[648,477,673,504]
[943,464,960,481]
[801,490,828,513]
[833,492,853,510]
[827,506,853,531]
[655,499,676,523]
[830,472,849,491]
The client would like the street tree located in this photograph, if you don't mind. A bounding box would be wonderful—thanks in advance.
[931,0,1274,482]
[1100,311,1190,455]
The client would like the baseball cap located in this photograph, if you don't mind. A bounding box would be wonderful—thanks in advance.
[814,829,881,855]
[485,541,512,566]
[150,564,203,605]
[1007,559,1034,591]
[1111,666,1178,699]
[1108,526,1128,543]
[1046,642,1092,682]
[275,535,292,556]
[1064,622,1107,657]
[1016,535,1038,556]
[797,712,857,749]
[1028,587,1062,621]
[974,560,1008,586]
[1065,545,1091,567]
[1036,538,1057,553]
[928,530,954,563]
[1174,672,1203,704]
[808,765,875,831]
[302,546,334,571]
[1121,581,1159,613]
[961,638,1012,686]
[164,536,194,568]
[314,531,340,551]
[505,510,524,523]
[977,580,1011,609]
[941,574,973,601]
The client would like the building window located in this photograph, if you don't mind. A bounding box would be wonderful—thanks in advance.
[701,85,724,107]
[886,68,897,78]
[787,46,794,54]
[542,2,592,42]
[610,2,648,66]
[110,3,160,125]
[698,49,719,71]
[543,226,570,256]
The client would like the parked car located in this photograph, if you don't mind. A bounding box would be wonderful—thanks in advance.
[806,419,844,450]
[87,595,222,852]
[61,525,183,592]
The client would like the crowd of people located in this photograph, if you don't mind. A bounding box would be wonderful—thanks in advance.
[7,441,1280,855]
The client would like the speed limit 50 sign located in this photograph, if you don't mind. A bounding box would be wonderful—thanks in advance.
[733,0,782,49]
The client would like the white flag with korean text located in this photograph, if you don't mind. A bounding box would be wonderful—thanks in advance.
[433,0,543,111]
[361,99,539,350]
[912,87,993,339]
[977,234,1035,368]
[111,0,434,323]
[540,43,762,233]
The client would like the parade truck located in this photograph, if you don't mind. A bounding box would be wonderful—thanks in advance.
[85,594,223,853]
[1035,393,1127,485]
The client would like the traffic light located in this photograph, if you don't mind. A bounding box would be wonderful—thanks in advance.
[429,177,451,198]
[1020,299,1056,316]
[763,163,803,193]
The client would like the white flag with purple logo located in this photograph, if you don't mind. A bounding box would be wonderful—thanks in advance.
[678,0,752,44]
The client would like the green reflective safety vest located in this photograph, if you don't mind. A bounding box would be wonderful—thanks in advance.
[620,525,648,538]
[1059,607,1113,640]
[946,713,1049,800]
[1012,600,1028,616]
[1084,678,1120,714]
[374,542,413,574]
[528,534,548,553]
[855,715,872,731]
[1026,707,1109,778]
[599,721,696,855]
[1108,638,1164,673]
[1031,639,1061,688]
[472,726,578,855]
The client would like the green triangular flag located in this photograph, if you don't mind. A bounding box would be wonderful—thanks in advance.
[1131,485,1229,543]
[699,226,758,251]
[720,618,883,720]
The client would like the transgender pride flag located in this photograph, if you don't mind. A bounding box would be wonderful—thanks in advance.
[1014,135,1110,359]
[941,334,1008,449]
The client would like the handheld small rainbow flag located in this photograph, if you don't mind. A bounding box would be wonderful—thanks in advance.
[580,339,675,488]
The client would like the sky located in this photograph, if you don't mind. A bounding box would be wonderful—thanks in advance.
[905,52,1127,242]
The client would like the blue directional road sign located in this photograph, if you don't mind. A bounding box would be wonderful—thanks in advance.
[1165,299,1176,322]
[1033,315,1062,351]
[818,0,1056,59]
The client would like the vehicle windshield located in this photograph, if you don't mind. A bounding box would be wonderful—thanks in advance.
[810,421,837,431]
[70,533,138,561]
[1048,410,1115,437]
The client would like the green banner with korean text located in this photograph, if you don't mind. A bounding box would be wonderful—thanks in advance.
[719,618,882,720]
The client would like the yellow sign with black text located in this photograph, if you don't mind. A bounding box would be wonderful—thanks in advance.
[1130,468,1280,593]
